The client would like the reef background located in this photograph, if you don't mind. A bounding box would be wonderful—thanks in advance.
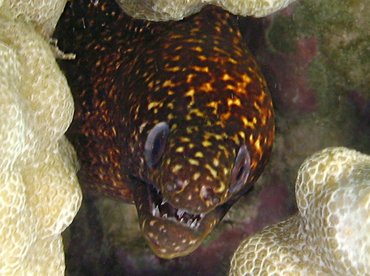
[62,0,370,275]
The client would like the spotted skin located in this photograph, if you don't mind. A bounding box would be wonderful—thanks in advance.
[55,0,274,259]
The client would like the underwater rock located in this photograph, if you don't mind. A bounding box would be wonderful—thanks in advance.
[0,0,81,274]
[116,0,297,21]
[230,147,370,275]
[262,0,370,115]
[264,36,318,114]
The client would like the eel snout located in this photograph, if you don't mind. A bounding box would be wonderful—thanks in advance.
[131,176,230,259]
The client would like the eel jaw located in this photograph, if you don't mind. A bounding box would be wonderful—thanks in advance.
[131,178,229,259]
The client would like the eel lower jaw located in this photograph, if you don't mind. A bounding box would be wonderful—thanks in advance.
[131,178,229,259]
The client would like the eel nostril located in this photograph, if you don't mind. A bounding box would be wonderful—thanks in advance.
[167,179,188,193]
[200,186,219,205]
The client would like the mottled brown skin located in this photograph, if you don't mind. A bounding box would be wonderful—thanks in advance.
[55,0,274,259]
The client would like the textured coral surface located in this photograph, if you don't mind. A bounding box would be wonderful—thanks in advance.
[0,0,81,274]
[0,0,67,36]
[117,0,297,21]
[230,147,370,275]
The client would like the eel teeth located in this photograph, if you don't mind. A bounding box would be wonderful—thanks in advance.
[148,186,204,230]
[177,209,185,217]
[152,205,160,217]
[190,220,197,229]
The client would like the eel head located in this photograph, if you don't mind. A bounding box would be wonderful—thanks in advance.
[130,121,267,259]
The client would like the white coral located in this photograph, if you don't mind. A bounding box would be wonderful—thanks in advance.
[230,147,370,275]
[0,0,67,36]
[117,0,296,21]
[0,0,81,275]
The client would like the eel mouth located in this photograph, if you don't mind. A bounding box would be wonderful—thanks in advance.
[148,184,205,229]
[131,177,228,259]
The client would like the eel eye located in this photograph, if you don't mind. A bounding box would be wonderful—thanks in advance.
[144,122,170,168]
[230,144,251,195]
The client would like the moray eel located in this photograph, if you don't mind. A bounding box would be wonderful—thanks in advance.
[54,0,274,259]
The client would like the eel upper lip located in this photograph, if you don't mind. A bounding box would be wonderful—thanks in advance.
[147,182,206,230]
[131,176,232,258]
[131,175,230,234]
